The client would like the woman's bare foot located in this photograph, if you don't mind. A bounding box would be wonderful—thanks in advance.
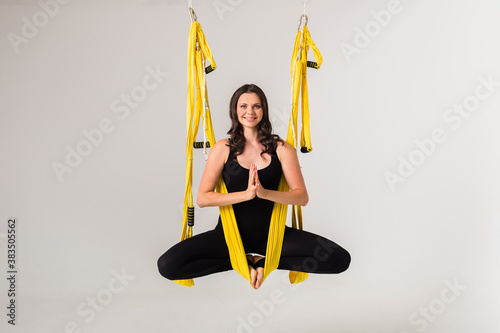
[247,255,257,288]
[247,255,265,289]
[249,265,258,288]
[255,267,264,289]
[252,256,265,289]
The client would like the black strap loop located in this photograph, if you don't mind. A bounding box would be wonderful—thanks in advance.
[205,65,215,74]
[306,61,318,69]
[193,141,211,149]
[187,206,194,227]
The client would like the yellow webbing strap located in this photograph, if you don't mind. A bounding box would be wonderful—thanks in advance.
[286,24,322,284]
[288,25,322,152]
[175,20,216,287]
[261,176,290,283]
[216,180,251,282]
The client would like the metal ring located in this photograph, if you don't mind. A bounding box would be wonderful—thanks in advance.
[297,14,308,31]
[189,7,197,22]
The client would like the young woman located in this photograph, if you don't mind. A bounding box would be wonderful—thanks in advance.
[158,84,350,289]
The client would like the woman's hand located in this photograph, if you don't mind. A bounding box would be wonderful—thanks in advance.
[245,164,258,200]
[246,164,267,201]
[253,165,268,199]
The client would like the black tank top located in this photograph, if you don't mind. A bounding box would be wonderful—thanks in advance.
[216,147,283,254]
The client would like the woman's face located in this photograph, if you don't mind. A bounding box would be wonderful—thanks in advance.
[236,92,263,129]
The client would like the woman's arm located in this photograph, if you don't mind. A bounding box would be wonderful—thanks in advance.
[196,139,257,208]
[255,141,309,206]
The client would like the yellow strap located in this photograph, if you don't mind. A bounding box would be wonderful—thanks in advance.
[286,24,322,284]
[216,180,251,282]
[289,25,322,152]
[261,176,290,283]
[175,20,216,287]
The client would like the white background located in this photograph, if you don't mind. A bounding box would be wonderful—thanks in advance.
[1,0,499,332]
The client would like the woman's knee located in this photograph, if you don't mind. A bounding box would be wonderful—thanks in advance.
[157,251,180,281]
[331,247,351,273]
[311,236,351,274]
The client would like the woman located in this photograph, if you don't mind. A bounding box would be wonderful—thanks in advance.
[158,84,350,289]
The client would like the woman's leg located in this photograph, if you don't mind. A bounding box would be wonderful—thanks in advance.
[278,226,351,274]
[157,227,232,280]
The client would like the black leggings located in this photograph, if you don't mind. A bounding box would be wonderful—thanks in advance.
[157,226,351,281]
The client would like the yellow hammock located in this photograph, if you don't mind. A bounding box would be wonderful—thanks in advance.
[175,13,322,288]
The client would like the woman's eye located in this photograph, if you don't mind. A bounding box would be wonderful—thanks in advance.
[254,105,261,109]
[240,105,246,109]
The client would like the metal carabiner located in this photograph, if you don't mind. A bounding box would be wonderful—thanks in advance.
[297,14,308,31]
[189,7,197,22]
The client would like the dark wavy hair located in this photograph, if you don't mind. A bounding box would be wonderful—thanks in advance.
[227,84,283,158]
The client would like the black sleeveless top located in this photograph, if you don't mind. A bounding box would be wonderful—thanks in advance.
[216,148,283,254]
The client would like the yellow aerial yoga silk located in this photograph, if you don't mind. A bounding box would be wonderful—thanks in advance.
[286,23,323,284]
[175,15,322,288]
[175,19,217,287]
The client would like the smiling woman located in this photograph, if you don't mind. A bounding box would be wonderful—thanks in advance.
[226,84,283,170]
[157,84,351,289]
[238,94,262,125]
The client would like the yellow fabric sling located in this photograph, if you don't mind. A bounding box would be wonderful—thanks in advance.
[175,14,322,287]
[286,23,323,284]
[175,19,217,287]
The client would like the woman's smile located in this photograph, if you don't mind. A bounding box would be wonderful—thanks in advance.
[237,92,263,128]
